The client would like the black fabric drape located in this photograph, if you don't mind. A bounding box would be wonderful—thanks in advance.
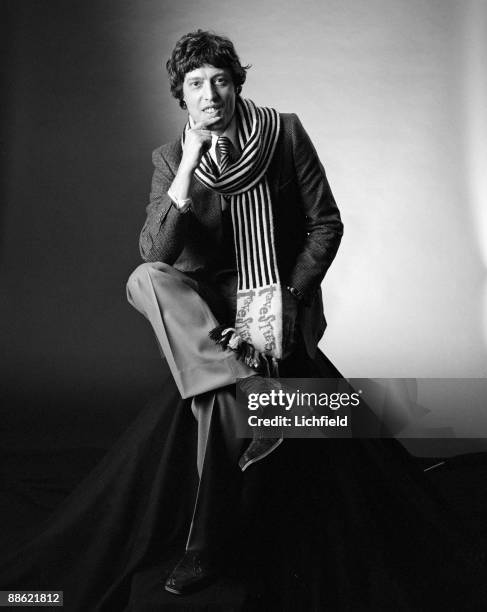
[1,353,487,611]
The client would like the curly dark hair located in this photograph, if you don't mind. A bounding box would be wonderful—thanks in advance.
[166,30,250,108]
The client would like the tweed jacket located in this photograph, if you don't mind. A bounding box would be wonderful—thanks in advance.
[139,112,343,357]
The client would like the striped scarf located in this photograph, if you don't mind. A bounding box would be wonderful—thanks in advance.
[184,97,282,373]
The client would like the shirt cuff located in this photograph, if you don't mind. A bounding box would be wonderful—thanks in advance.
[167,189,192,214]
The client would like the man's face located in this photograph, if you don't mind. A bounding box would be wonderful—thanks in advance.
[182,64,236,132]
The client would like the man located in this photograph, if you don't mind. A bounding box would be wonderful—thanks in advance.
[126,30,343,595]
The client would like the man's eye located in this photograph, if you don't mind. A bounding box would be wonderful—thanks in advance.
[215,78,227,85]
[190,81,201,87]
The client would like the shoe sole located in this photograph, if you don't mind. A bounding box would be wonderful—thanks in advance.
[164,573,215,595]
[239,437,283,472]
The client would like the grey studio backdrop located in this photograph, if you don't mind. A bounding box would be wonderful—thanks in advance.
[1,0,486,453]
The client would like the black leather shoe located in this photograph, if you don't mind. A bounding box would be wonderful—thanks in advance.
[238,436,283,471]
[164,550,215,595]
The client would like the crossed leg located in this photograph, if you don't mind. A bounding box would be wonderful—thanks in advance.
[126,262,254,400]
[126,262,254,555]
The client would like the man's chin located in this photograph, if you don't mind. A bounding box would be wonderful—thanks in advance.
[207,119,225,133]
[208,114,232,133]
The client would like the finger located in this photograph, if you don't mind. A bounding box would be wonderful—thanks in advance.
[192,116,222,130]
[190,129,213,138]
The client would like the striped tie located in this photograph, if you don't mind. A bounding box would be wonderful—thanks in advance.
[216,135,233,174]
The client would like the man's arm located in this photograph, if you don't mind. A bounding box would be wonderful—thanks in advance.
[139,147,189,263]
[286,114,344,303]
[139,116,220,263]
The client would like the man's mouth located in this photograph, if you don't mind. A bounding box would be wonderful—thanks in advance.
[203,106,223,116]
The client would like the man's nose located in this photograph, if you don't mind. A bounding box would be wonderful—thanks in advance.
[202,80,218,101]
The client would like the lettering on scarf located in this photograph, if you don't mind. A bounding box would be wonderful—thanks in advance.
[258,285,277,352]
[235,289,255,342]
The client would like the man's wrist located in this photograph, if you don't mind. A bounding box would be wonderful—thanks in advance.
[168,189,192,214]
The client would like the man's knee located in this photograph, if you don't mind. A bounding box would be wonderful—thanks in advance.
[126,261,199,311]
[126,261,184,294]
[126,262,174,309]
[127,261,173,285]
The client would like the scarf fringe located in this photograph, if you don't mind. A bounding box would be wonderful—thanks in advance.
[209,325,280,377]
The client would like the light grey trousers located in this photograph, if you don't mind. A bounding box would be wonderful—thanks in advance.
[126,262,254,476]
[126,262,254,398]
[126,262,256,551]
